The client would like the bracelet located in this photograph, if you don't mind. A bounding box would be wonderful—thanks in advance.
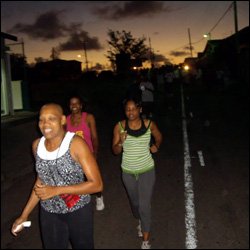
[118,143,123,147]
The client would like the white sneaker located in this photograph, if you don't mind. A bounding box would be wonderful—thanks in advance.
[96,196,105,211]
[141,241,151,249]
[137,220,143,237]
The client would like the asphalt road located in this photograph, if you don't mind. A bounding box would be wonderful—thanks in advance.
[1,81,249,249]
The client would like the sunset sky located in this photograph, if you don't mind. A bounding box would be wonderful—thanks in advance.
[1,1,249,69]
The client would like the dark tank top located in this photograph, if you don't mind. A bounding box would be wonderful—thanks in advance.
[125,118,151,137]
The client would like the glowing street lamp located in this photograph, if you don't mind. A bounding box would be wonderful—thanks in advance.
[184,65,189,71]
[203,33,211,40]
[77,54,84,71]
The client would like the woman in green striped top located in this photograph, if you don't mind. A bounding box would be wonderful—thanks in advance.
[112,98,162,249]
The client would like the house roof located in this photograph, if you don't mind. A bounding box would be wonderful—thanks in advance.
[1,32,18,41]
[202,26,249,56]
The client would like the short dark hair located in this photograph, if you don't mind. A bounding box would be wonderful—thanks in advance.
[68,94,83,105]
[123,97,142,108]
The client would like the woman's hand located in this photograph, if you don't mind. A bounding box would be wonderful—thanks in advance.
[120,130,127,144]
[150,144,159,154]
[11,217,28,236]
[34,183,58,200]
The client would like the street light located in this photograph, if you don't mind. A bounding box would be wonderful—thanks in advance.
[203,33,211,40]
[77,54,84,71]
[184,65,189,71]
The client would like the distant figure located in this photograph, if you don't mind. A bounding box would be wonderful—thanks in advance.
[140,75,154,119]
[66,95,105,211]
[11,103,103,249]
[148,64,158,91]
[164,71,174,96]
[112,98,162,249]
[126,74,142,103]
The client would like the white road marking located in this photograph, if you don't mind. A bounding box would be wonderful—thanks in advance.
[197,150,205,166]
[181,84,198,249]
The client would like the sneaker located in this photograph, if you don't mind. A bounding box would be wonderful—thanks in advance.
[96,196,105,211]
[141,241,151,249]
[137,221,143,237]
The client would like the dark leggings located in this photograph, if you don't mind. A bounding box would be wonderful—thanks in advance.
[122,169,155,232]
[40,202,94,249]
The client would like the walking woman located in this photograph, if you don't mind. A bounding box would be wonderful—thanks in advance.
[112,98,162,249]
[11,103,103,249]
[66,95,105,211]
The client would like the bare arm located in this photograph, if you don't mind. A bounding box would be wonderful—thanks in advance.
[70,136,103,194]
[87,113,99,159]
[149,121,163,153]
[112,121,127,155]
[34,136,103,199]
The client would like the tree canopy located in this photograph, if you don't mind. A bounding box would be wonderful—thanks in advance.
[106,29,149,69]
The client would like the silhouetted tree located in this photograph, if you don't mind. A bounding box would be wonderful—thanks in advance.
[106,30,148,72]
[50,47,61,60]
[34,57,48,63]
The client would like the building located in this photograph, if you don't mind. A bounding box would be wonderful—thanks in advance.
[33,59,82,81]
[197,26,249,85]
[1,32,18,116]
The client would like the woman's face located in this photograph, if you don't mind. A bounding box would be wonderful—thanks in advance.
[69,97,82,114]
[125,100,141,120]
[38,104,65,139]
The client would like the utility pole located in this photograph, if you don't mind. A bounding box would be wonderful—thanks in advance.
[188,28,193,57]
[233,1,239,52]
[149,37,154,67]
[21,38,25,58]
[83,41,89,71]
[233,1,240,81]
[233,1,238,34]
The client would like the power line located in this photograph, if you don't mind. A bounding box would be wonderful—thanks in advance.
[207,2,233,34]
[169,36,205,53]
[169,2,234,54]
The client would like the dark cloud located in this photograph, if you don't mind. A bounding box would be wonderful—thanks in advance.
[8,10,82,41]
[144,50,171,64]
[169,43,193,58]
[92,1,174,20]
[8,9,103,52]
[59,31,103,51]
[169,50,190,57]
[154,53,170,64]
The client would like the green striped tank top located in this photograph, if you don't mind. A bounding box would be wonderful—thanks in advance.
[119,121,154,175]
